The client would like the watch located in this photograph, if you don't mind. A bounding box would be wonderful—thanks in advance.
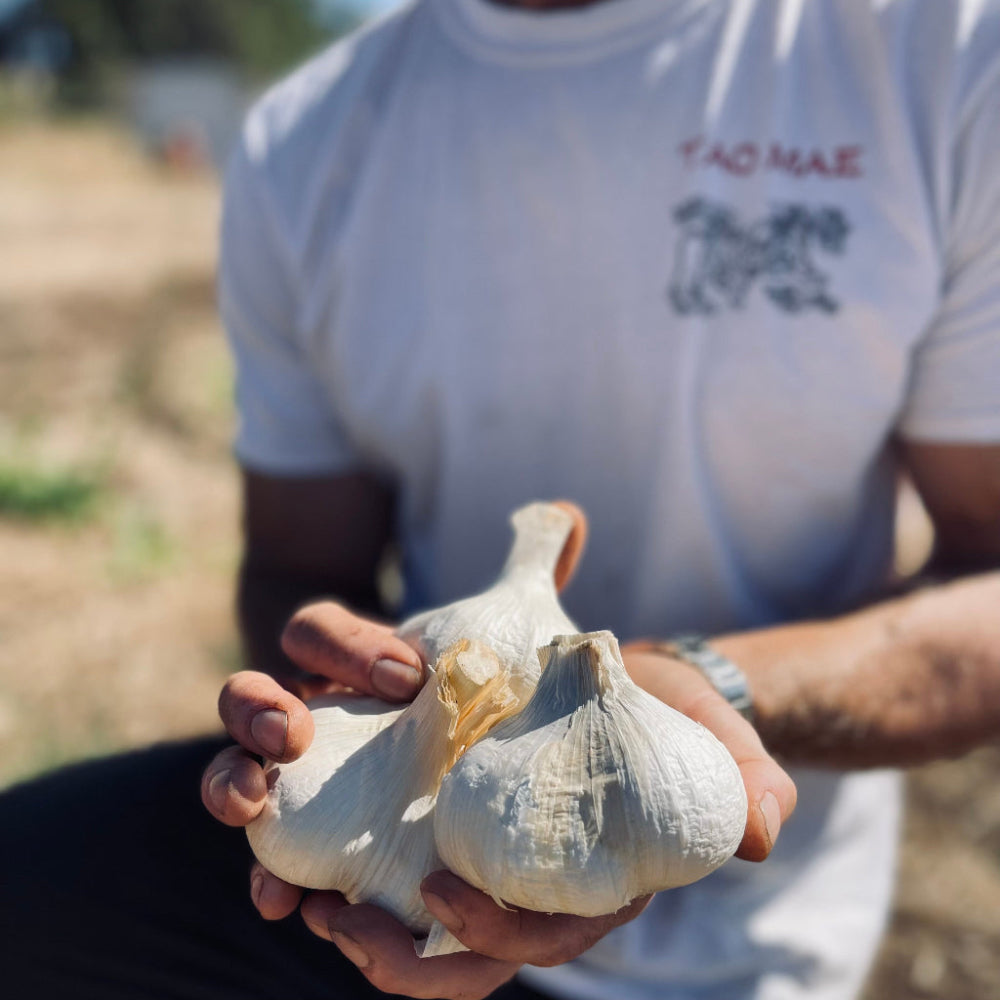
[659,634,755,723]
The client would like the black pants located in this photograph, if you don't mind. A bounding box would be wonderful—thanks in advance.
[0,737,552,1000]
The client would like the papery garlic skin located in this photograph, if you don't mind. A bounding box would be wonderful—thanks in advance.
[247,501,579,955]
[397,502,577,701]
[247,641,518,946]
[434,631,748,917]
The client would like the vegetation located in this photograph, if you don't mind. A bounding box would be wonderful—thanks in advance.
[0,459,102,523]
[37,0,359,104]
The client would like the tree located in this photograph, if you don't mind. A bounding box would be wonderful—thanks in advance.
[38,0,359,104]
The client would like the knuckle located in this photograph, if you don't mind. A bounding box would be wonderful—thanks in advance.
[218,672,270,725]
[282,602,352,663]
[533,940,587,967]
[364,967,404,995]
[230,754,268,801]
[454,930,494,959]
[525,921,596,967]
[280,611,322,658]
[782,773,798,808]
[525,949,565,968]
[217,674,242,715]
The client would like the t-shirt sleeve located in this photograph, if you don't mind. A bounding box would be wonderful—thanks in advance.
[219,138,358,474]
[897,62,1000,443]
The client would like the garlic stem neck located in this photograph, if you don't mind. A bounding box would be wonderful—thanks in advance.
[499,503,574,582]
[533,631,628,714]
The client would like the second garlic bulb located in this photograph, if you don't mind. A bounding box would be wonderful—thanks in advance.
[433,631,748,917]
[397,502,577,702]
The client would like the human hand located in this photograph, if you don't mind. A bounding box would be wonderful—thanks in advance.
[622,643,797,861]
[199,503,592,957]
[202,504,787,1000]
[293,872,650,1000]
[220,638,792,1000]
[200,499,588,828]
[199,603,429,828]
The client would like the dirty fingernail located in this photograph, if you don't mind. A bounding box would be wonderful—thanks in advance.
[208,769,232,815]
[759,791,782,850]
[251,709,288,758]
[371,658,421,701]
[330,929,371,969]
[422,891,463,932]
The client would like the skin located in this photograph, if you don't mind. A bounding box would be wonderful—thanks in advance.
[202,440,1000,1000]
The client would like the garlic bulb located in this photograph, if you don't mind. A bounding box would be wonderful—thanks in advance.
[396,501,578,702]
[434,631,748,917]
[247,640,518,951]
[247,501,579,956]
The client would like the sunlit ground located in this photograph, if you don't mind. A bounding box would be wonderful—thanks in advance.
[0,119,237,781]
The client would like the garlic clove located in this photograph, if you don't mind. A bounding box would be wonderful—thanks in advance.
[433,631,748,917]
[247,640,520,950]
[397,502,578,701]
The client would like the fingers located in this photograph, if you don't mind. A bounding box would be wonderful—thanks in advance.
[421,872,650,967]
[738,759,796,861]
[218,670,315,762]
[200,744,268,826]
[622,646,796,861]
[250,862,303,920]
[661,681,797,861]
[282,601,425,702]
[551,500,588,592]
[300,894,518,1000]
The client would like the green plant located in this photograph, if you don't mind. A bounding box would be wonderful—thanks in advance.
[0,459,102,523]
[39,0,361,106]
[108,505,175,583]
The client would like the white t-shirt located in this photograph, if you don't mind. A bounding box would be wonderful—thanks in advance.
[219,1,1000,997]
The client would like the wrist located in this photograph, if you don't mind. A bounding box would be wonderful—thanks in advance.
[662,635,755,723]
[635,635,755,723]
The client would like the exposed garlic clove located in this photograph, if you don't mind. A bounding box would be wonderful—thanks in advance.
[433,631,748,917]
[397,502,578,701]
[247,640,519,951]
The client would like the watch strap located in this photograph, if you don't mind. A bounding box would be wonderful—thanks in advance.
[662,634,755,723]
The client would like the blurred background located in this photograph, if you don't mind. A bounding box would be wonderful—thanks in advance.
[0,1,998,997]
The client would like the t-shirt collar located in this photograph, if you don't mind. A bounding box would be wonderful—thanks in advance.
[432,0,714,65]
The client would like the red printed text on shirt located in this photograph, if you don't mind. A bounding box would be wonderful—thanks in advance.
[679,137,864,180]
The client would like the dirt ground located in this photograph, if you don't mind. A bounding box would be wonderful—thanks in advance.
[1,119,998,999]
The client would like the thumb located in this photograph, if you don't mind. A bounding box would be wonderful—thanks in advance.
[551,500,588,592]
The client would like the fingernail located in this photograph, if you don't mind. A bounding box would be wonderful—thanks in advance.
[759,791,782,850]
[208,769,231,815]
[330,929,371,969]
[251,709,288,758]
[422,890,463,932]
[371,658,421,701]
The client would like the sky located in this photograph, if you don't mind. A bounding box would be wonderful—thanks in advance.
[347,0,403,13]
[335,0,404,19]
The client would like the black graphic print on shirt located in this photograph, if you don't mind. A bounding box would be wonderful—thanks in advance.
[668,197,850,316]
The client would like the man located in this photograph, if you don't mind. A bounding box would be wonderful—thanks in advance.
[200,1,1000,998]
[2,1,997,999]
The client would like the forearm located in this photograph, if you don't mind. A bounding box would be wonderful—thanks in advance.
[236,469,397,693]
[238,554,388,692]
[712,572,1000,769]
